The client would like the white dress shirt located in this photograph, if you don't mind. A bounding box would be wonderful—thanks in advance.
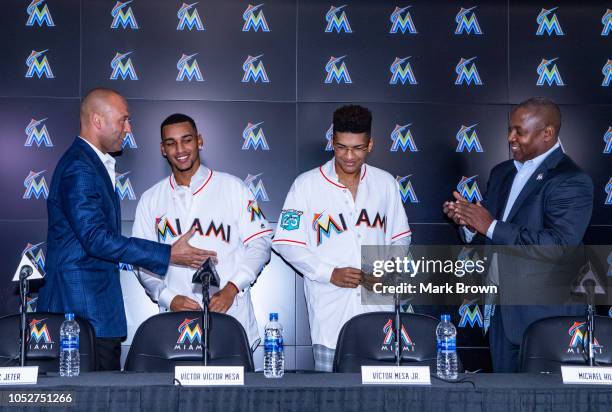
[79,136,116,186]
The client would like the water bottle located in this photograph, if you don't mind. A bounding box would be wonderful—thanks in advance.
[59,313,80,377]
[436,314,458,380]
[263,313,284,378]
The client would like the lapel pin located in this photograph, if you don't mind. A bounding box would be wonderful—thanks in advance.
[536,173,543,181]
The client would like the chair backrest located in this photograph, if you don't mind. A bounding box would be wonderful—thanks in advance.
[124,311,254,372]
[334,312,456,373]
[519,315,612,373]
[0,312,96,373]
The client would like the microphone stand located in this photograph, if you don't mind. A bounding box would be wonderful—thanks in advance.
[200,272,211,367]
[587,303,596,367]
[18,267,33,367]
[394,290,402,366]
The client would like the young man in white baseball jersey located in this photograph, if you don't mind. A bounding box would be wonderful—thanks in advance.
[273,105,412,371]
[132,113,273,348]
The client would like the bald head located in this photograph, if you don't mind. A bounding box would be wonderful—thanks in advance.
[511,97,561,138]
[80,88,131,153]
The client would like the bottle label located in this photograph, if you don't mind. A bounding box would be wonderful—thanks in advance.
[264,337,284,353]
[437,337,456,353]
[60,336,79,351]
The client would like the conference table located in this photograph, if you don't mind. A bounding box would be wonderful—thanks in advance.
[0,372,611,411]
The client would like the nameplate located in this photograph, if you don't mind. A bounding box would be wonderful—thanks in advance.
[0,367,38,385]
[561,366,612,385]
[174,366,244,386]
[361,365,431,385]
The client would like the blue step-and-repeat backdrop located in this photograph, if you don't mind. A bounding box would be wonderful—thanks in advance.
[0,0,611,371]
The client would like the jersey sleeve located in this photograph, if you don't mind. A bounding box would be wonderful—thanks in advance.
[272,181,308,247]
[388,179,412,244]
[237,182,273,245]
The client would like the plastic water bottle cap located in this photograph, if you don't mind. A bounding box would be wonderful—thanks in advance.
[65,313,75,321]
[441,314,450,322]
[269,313,278,321]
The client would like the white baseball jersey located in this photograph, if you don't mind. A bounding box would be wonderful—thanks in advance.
[273,159,411,349]
[132,165,273,346]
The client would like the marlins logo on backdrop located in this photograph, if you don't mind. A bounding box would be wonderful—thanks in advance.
[325,124,333,151]
[313,212,345,246]
[456,124,483,153]
[122,132,137,149]
[537,58,564,86]
[604,127,612,154]
[23,242,46,269]
[389,6,417,34]
[243,4,269,32]
[602,59,612,87]
[110,52,138,80]
[458,300,484,328]
[325,56,351,84]
[23,170,48,199]
[25,50,54,79]
[176,53,204,82]
[29,319,54,349]
[26,0,54,27]
[457,176,482,202]
[567,321,602,354]
[381,319,414,351]
[242,55,269,83]
[390,57,417,85]
[455,7,482,35]
[536,7,563,36]
[177,3,204,31]
[605,178,612,205]
[390,124,418,152]
[25,118,53,147]
[455,57,482,86]
[242,122,269,150]
[396,175,418,204]
[111,1,138,29]
[325,5,352,33]
[175,318,202,350]
[602,9,612,36]
[244,173,269,202]
[115,172,136,200]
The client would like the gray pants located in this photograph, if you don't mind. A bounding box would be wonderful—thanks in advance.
[312,344,335,372]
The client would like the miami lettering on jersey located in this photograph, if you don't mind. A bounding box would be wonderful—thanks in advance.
[313,212,346,246]
[155,216,231,243]
[355,209,387,232]
[312,209,387,246]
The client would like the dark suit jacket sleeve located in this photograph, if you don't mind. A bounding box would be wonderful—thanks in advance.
[60,159,171,275]
[491,172,593,246]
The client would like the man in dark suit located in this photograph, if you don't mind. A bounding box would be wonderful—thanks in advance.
[443,97,594,372]
[37,88,212,370]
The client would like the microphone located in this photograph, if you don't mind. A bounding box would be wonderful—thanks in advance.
[192,257,220,288]
[583,279,596,306]
[19,265,33,280]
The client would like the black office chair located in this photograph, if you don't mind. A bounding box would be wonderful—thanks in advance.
[519,315,612,373]
[334,312,462,373]
[124,311,254,372]
[0,312,96,373]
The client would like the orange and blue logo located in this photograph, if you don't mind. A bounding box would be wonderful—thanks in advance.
[156,216,178,242]
[397,175,418,204]
[605,178,612,205]
[457,175,482,202]
[390,57,417,85]
[458,300,483,328]
[536,7,563,36]
[325,5,352,33]
[245,173,269,202]
[115,171,136,200]
[177,3,204,31]
[22,242,46,269]
[177,53,204,82]
[325,56,351,84]
[602,59,612,87]
[122,132,137,149]
[389,6,417,34]
[111,1,138,30]
[456,124,483,152]
[23,170,48,199]
[110,51,138,80]
[313,212,345,246]
[604,127,612,154]
[568,321,602,351]
[455,57,482,86]
[325,124,333,151]
[248,200,266,222]
[602,9,612,36]
[25,118,53,147]
[242,55,269,83]
[177,318,202,344]
[382,319,414,349]
[25,50,54,79]
[390,124,418,152]
[242,122,269,150]
[26,0,54,27]
[243,4,269,32]
[537,58,564,86]
[29,318,53,344]
[455,7,482,35]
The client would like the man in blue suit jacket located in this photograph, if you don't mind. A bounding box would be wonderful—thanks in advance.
[38,88,212,370]
[444,97,594,372]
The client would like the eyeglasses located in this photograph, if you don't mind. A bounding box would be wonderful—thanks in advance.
[332,143,369,155]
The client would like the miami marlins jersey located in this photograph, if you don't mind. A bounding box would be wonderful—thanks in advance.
[273,159,411,349]
[132,165,273,346]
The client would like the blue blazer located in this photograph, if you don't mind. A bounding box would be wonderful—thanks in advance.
[469,147,594,344]
[37,138,170,338]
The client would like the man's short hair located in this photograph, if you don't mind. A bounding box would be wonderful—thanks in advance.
[160,113,197,138]
[333,105,372,137]
[513,97,562,137]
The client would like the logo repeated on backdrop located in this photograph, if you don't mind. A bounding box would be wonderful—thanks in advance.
[111,1,139,30]
[243,4,270,32]
[24,118,53,147]
[389,57,417,85]
[22,242,46,269]
[110,52,138,81]
[536,58,564,86]
[605,178,612,205]
[115,171,136,200]
[324,56,351,84]
[177,2,204,31]
[602,60,612,87]
[242,55,270,83]
[25,50,54,79]
[567,321,602,354]
[176,53,204,82]
[23,170,49,199]
[26,0,55,27]
[455,7,482,35]
[280,209,303,231]
[325,5,352,33]
[244,173,269,202]
[26,296,38,313]
[325,124,333,151]
[457,176,482,202]
[381,319,414,352]
[122,132,137,149]
[28,319,54,349]
[247,200,266,222]
[536,7,563,36]
[602,9,612,36]
[604,127,612,154]
[175,318,202,351]
[456,124,483,153]
[312,212,346,246]
[156,215,178,242]
[458,300,484,328]
[242,122,269,150]
[396,175,418,204]
[389,6,417,34]
[455,57,483,86]
[390,124,418,152]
